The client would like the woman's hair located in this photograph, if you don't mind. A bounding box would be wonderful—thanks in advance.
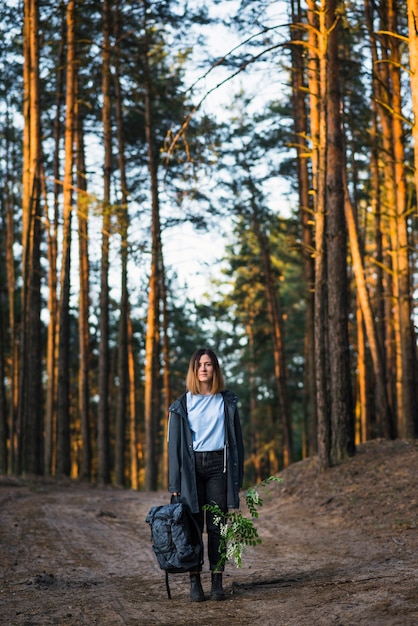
[186,348,225,395]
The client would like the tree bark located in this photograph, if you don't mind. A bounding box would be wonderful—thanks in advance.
[408,0,418,199]
[290,0,317,457]
[128,315,138,490]
[143,11,163,491]
[3,107,18,473]
[18,0,43,475]
[388,0,418,438]
[326,0,354,465]
[97,0,112,484]
[44,7,65,476]
[343,174,393,436]
[75,97,92,481]
[56,0,76,476]
[160,253,171,488]
[252,208,293,467]
[143,129,162,490]
[114,3,129,486]
[309,0,330,471]
[406,0,418,437]
[0,300,7,474]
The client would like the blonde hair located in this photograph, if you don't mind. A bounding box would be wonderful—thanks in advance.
[186,348,225,395]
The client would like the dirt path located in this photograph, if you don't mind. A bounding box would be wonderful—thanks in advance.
[1,440,417,625]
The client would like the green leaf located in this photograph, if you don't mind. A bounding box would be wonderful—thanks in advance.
[204,475,283,569]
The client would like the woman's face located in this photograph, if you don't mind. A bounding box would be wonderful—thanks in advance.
[197,354,214,385]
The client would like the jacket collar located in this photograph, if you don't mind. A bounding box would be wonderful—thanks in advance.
[169,390,237,417]
[169,392,188,418]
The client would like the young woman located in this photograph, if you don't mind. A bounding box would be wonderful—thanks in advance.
[168,348,244,602]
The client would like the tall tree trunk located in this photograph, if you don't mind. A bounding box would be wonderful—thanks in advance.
[343,172,393,436]
[370,99,391,437]
[365,0,395,438]
[145,123,160,490]
[3,108,17,473]
[97,0,112,484]
[388,0,418,437]
[408,0,418,200]
[56,0,76,476]
[128,315,138,490]
[355,303,368,443]
[290,0,317,457]
[252,206,293,467]
[0,294,7,474]
[143,39,162,491]
[246,314,261,482]
[407,0,418,437]
[76,101,92,481]
[160,254,171,488]
[368,0,418,437]
[18,0,43,475]
[308,0,330,470]
[326,0,354,465]
[114,2,130,486]
[44,6,65,476]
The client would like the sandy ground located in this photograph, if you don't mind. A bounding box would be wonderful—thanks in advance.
[0,439,417,626]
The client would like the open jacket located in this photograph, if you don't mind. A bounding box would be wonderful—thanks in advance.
[167,390,244,514]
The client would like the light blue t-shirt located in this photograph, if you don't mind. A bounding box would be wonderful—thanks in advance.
[186,392,225,451]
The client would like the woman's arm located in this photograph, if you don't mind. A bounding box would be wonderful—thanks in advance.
[167,412,182,493]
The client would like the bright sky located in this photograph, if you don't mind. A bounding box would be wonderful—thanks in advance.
[161,0,293,304]
[62,1,293,314]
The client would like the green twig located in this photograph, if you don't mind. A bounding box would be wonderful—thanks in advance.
[204,476,283,570]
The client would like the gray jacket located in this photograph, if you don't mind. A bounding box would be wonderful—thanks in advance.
[167,390,244,513]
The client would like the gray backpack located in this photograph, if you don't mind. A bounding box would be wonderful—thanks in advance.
[146,501,203,598]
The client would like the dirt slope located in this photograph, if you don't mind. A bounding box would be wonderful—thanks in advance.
[0,439,417,626]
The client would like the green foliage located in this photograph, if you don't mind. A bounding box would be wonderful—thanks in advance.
[203,476,283,570]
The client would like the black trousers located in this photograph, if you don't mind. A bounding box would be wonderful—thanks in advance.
[193,450,227,571]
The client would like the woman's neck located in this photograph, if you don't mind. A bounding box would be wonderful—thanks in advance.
[198,382,212,395]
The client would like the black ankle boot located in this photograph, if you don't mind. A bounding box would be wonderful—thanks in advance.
[210,572,226,601]
[190,573,205,602]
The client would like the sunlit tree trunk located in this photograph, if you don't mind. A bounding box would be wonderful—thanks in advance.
[343,174,393,437]
[143,107,162,490]
[160,256,171,488]
[365,0,396,438]
[0,303,7,473]
[326,0,354,465]
[18,0,43,475]
[388,1,418,438]
[370,94,392,437]
[355,303,368,444]
[308,0,354,469]
[290,0,316,457]
[114,6,129,485]
[97,0,112,484]
[406,0,418,438]
[3,108,18,473]
[252,207,293,467]
[128,315,138,490]
[307,0,323,459]
[408,0,418,198]
[246,315,261,482]
[75,97,92,481]
[56,0,76,476]
[44,8,65,476]
[308,0,330,471]
[142,10,163,491]
[368,0,418,437]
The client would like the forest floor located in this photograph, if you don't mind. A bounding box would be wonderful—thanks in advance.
[0,439,417,626]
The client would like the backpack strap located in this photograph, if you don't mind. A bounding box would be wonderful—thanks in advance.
[165,570,172,599]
